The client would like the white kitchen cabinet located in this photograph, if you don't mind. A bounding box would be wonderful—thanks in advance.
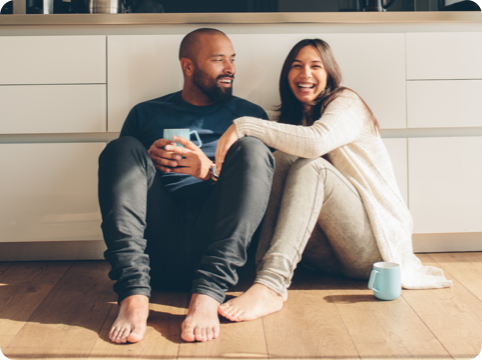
[108,33,406,132]
[0,85,106,134]
[406,32,482,80]
[408,137,482,234]
[107,35,184,132]
[0,36,106,85]
[382,138,408,206]
[0,143,105,242]
[317,33,406,130]
[231,33,407,129]
[407,80,482,128]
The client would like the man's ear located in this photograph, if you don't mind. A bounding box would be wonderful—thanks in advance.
[181,58,194,77]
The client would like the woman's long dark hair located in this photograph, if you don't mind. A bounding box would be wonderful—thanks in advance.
[277,39,379,134]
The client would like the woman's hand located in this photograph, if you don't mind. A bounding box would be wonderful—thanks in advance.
[215,123,240,174]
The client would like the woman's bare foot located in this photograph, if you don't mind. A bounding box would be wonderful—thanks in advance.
[181,293,220,342]
[109,294,149,344]
[218,283,286,322]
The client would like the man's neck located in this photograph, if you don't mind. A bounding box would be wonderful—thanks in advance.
[181,87,214,107]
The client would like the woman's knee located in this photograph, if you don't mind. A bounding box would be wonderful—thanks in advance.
[273,150,298,169]
[290,156,332,176]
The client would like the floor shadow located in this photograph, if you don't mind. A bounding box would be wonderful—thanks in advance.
[323,294,380,304]
[146,309,186,344]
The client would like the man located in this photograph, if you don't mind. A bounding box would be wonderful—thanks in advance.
[98,28,274,343]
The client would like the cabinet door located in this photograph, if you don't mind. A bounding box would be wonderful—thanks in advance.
[107,35,184,132]
[406,33,482,80]
[408,137,482,233]
[407,80,482,128]
[0,85,106,134]
[0,143,105,242]
[0,36,106,85]
[232,33,407,129]
[382,138,408,205]
[107,33,406,132]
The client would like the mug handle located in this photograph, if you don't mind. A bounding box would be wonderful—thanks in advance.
[368,269,379,292]
[190,130,202,148]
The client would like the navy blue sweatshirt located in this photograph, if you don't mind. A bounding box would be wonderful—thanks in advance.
[120,91,268,201]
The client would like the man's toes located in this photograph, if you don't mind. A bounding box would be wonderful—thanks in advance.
[181,322,195,342]
[118,328,129,343]
[194,327,204,342]
[109,327,118,342]
[206,327,213,341]
[127,328,144,343]
[112,328,123,343]
[213,326,220,339]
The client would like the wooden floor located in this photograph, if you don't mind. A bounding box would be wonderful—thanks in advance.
[1,253,482,360]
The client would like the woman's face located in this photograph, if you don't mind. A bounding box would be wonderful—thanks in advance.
[288,45,328,109]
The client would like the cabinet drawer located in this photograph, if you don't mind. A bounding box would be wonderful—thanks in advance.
[408,137,482,233]
[0,36,106,85]
[407,80,482,128]
[0,143,105,242]
[406,33,482,80]
[382,138,407,205]
[0,85,106,134]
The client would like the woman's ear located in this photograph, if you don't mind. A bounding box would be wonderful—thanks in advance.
[181,58,194,77]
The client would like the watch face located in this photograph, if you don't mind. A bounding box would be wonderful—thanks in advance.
[212,164,219,178]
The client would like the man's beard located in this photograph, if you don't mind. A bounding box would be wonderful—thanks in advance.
[192,67,234,104]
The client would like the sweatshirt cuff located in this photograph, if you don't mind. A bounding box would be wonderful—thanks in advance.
[234,116,266,139]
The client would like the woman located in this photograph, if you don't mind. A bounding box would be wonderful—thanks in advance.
[215,39,452,322]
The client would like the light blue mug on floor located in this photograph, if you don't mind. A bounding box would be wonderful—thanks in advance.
[163,128,202,148]
[368,262,401,301]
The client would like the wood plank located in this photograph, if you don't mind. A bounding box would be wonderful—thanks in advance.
[0,262,72,336]
[428,252,482,302]
[3,261,115,360]
[401,254,482,360]
[88,291,188,360]
[0,335,14,349]
[178,290,268,360]
[260,268,359,360]
[298,267,451,360]
[0,262,14,277]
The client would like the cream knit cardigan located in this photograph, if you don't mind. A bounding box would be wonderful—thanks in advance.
[234,89,452,289]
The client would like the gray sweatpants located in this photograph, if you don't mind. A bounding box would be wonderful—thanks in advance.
[255,151,383,298]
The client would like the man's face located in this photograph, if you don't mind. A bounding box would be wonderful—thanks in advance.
[192,35,236,104]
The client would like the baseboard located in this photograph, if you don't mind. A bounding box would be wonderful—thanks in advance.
[0,240,106,261]
[0,233,480,261]
[412,232,482,253]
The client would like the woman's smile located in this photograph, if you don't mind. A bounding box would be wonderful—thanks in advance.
[288,45,328,106]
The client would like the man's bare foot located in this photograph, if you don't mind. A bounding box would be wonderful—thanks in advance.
[109,294,149,344]
[218,283,286,322]
[181,293,220,342]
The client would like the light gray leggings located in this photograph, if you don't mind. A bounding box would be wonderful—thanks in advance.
[255,151,383,298]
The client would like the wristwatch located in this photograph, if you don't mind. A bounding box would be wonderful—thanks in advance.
[209,163,219,182]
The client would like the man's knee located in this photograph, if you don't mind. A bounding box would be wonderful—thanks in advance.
[100,136,144,163]
[227,136,274,171]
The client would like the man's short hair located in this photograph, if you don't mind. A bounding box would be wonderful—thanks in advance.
[179,28,227,62]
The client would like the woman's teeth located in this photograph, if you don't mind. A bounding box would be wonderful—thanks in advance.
[298,83,315,88]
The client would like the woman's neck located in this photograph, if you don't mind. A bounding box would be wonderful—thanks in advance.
[303,105,313,125]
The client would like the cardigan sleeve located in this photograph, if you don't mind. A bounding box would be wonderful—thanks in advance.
[234,90,371,158]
